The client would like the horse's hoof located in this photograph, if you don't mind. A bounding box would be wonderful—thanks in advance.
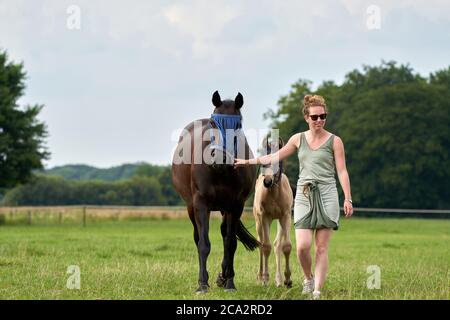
[196,284,209,294]
[258,273,269,286]
[224,278,236,292]
[275,275,282,287]
[216,272,226,288]
[285,280,293,288]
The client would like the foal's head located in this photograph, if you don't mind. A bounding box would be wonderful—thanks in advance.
[262,137,284,188]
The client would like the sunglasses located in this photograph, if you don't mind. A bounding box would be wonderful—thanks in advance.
[309,113,327,121]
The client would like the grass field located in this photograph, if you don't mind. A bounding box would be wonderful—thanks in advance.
[0,215,449,300]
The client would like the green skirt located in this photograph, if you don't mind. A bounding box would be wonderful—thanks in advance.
[294,181,340,230]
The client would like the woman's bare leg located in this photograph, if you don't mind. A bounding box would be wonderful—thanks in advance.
[314,228,333,291]
[295,229,314,279]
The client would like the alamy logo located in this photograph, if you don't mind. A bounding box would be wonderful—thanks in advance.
[66,265,81,290]
[66,5,81,30]
[366,5,381,30]
[366,265,381,289]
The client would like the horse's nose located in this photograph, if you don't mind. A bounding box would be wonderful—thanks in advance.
[263,176,273,188]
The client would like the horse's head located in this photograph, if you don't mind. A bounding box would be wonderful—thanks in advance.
[209,91,245,165]
[212,91,243,115]
[262,136,284,188]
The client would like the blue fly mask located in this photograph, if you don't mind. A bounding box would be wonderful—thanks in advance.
[209,113,243,164]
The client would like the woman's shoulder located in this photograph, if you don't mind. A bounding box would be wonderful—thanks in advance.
[289,131,306,149]
[296,131,309,137]
[330,133,344,148]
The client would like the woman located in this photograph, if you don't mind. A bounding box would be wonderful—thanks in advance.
[234,94,353,299]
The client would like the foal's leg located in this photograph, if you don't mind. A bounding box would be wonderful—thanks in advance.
[273,221,283,287]
[259,215,272,286]
[254,212,264,283]
[193,198,211,293]
[274,217,293,287]
[280,213,292,288]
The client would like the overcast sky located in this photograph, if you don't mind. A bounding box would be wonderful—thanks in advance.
[1,0,449,169]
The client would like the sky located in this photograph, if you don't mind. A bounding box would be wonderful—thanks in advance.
[1,0,449,169]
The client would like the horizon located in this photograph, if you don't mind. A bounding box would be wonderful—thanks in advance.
[44,161,168,170]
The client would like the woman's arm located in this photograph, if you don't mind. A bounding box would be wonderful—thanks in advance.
[234,133,300,167]
[334,136,353,217]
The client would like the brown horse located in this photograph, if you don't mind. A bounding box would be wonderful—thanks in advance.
[253,137,293,287]
[171,91,259,293]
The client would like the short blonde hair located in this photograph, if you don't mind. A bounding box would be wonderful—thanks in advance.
[302,94,327,115]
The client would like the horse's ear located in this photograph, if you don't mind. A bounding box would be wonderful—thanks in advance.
[212,91,222,107]
[235,92,244,109]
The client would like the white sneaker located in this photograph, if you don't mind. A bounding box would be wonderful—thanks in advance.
[302,277,315,294]
[312,290,321,300]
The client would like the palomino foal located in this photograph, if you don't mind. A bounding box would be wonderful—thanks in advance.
[253,137,293,287]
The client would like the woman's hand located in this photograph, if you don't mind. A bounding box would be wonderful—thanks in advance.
[344,199,353,217]
[233,158,248,169]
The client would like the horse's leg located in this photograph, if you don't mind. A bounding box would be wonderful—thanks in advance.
[193,197,211,293]
[254,209,264,283]
[260,215,272,286]
[273,220,283,287]
[216,212,227,288]
[188,204,199,248]
[280,213,293,288]
[221,211,239,292]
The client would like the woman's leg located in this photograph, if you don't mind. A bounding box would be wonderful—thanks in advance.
[295,229,314,279]
[314,228,333,291]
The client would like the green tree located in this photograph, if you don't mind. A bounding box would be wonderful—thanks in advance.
[1,175,168,206]
[1,175,72,206]
[134,164,182,205]
[0,51,49,189]
[120,176,166,206]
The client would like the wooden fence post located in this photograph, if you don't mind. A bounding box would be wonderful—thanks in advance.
[82,206,87,227]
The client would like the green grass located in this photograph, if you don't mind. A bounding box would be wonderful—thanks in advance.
[0,217,449,300]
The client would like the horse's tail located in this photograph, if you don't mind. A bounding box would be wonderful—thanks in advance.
[236,220,260,251]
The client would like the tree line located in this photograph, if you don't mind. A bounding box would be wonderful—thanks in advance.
[1,164,182,206]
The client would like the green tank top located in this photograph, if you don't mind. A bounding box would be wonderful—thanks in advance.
[297,132,336,186]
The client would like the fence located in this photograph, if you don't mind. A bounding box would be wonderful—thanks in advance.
[0,206,191,226]
[0,205,449,226]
